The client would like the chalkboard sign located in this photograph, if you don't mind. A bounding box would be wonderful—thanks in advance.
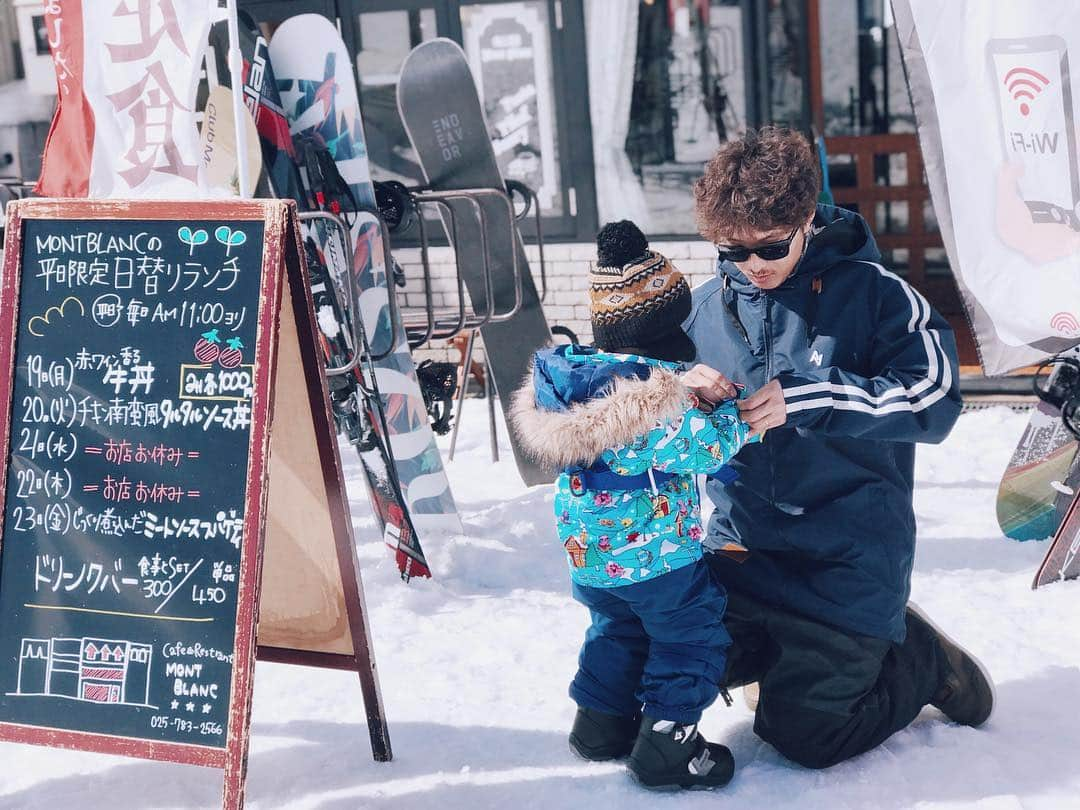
[0,200,286,768]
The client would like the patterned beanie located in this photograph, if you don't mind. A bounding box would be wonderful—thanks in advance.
[589,220,691,350]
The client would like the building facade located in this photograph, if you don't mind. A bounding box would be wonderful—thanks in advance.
[243,0,966,362]
[0,1,974,363]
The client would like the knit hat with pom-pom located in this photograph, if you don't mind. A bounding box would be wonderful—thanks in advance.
[589,220,691,351]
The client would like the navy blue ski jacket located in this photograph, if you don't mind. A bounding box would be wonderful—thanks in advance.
[684,205,962,642]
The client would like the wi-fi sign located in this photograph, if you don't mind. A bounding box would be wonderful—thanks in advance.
[1051,311,1080,336]
[1004,66,1051,116]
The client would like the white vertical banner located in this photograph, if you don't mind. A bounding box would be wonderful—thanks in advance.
[83,0,216,198]
[894,0,1080,374]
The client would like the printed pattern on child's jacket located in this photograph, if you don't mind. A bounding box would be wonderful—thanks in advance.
[511,345,756,588]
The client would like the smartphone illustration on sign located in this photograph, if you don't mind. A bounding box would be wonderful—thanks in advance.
[988,36,1080,229]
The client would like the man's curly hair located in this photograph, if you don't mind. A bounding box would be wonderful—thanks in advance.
[694,126,821,243]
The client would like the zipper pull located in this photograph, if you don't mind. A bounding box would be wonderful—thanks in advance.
[723,286,753,349]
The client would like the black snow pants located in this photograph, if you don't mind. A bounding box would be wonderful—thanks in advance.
[716,583,946,770]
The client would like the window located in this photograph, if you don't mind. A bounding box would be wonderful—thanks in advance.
[333,0,592,242]
[814,1,945,280]
[347,5,440,188]
[818,0,913,138]
[461,2,564,217]
[242,0,337,25]
[587,1,755,235]
[766,0,810,130]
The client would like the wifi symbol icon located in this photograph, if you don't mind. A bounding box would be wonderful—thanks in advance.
[1051,311,1080,336]
[1005,66,1051,116]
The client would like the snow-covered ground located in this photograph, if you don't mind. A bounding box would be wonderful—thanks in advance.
[2,403,1079,810]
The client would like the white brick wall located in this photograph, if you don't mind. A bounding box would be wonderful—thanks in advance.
[395,239,717,366]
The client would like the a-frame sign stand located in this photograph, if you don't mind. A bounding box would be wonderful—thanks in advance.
[0,198,389,809]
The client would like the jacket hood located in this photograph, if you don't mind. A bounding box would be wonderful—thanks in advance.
[719,204,881,292]
[509,345,690,469]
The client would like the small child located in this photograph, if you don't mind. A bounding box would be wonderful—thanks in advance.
[511,221,756,790]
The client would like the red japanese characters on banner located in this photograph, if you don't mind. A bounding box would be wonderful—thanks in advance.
[35,0,92,197]
[36,0,216,199]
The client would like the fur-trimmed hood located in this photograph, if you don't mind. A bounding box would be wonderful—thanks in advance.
[509,346,690,470]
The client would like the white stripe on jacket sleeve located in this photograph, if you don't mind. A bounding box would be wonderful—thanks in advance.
[783,262,952,416]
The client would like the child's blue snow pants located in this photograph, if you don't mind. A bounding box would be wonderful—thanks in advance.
[569,560,730,724]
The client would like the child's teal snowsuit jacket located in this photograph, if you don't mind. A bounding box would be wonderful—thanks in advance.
[511,345,755,588]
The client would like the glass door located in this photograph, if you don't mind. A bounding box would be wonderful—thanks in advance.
[595,0,755,235]
[334,0,585,242]
[457,0,588,239]
[338,1,444,189]
[459,1,563,219]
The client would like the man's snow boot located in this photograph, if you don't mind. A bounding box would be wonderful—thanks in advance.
[627,716,734,790]
[907,604,995,727]
[568,707,639,761]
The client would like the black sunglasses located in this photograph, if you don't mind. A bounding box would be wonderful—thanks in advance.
[715,225,800,263]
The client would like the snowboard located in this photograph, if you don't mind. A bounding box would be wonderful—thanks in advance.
[269,14,463,546]
[204,13,452,578]
[996,358,1080,541]
[1034,490,1080,587]
[397,38,554,487]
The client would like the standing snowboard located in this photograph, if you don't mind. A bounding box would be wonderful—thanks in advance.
[203,12,455,578]
[397,38,553,487]
[996,352,1080,541]
[269,15,463,545]
[996,400,1080,541]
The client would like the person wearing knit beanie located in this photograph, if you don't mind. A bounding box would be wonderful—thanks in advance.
[590,220,696,363]
[510,218,758,790]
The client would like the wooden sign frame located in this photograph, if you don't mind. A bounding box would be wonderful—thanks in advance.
[0,198,389,808]
[254,206,390,761]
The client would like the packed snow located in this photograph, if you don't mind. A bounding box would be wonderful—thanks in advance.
[1,402,1078,809]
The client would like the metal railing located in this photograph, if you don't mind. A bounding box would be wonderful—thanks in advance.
[379,180,546,349]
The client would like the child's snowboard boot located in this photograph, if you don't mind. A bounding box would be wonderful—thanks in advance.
[568,706,640,761]
[627,716,734,790]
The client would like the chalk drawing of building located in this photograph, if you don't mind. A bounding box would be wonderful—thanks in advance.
[15,637,153,707]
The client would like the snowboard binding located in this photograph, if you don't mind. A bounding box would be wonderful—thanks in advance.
[300,214,404,447]
[302,233,360,429]
[300,210,431,579]
[1033,352,1080,439]
[375,180,419,235]
[295,134,359,221]
[416,359,459,435]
